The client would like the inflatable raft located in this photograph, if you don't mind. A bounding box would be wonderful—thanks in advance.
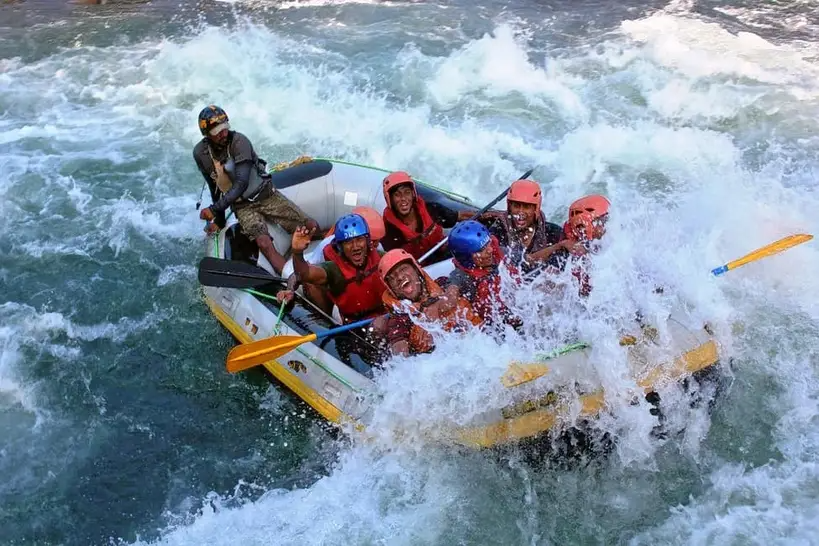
[199,159,725,452]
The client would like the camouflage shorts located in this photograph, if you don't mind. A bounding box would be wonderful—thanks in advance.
[235,189,312,240]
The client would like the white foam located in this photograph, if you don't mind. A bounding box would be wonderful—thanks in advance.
[417,24,588,120]
[142,22,551,202]
[621,14,819,93]
[157,265,196,287]
[631,333,819,545]
[0,325,39,416]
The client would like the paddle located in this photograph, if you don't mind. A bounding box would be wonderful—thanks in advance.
[417,168,534,265]
[198,256,286,289]
[199,256,391,355]
[501,233,815,388]
[226,317,378,373]
[710,233,813,276]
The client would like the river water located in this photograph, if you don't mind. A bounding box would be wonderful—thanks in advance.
[2,0,818,544]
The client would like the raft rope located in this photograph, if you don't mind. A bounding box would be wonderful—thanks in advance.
[311,157,473,203]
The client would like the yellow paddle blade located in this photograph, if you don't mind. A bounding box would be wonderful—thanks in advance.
[500,362,550,388]
[226,333,317,373]
[722,233,813,274]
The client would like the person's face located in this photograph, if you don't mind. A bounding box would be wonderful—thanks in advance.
[386,262,424,301]
[208,127,229,146]
[508,200,536,229]
[390,184,415,216]
[340,236,369,267]
[471,242,494,269]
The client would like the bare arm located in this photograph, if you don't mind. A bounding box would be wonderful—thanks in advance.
[422,284,459,321]
[390,340,411,357]
[456,210,475,222]
[290,226,329,285]
[527,240,575,263]
[276,273,302,304]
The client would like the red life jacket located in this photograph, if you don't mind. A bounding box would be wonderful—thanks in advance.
[382,196,445,260]
[322,244,386,322]
[452,237,519,323]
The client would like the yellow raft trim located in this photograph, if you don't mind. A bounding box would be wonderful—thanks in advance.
[451,339,720,449]
[204,295,352,426]
[637,339,719,389]
[205,291,720,450]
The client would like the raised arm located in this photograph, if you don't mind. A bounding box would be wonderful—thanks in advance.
[291,226,329,286]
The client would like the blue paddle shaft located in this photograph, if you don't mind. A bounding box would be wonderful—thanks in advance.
[711,265,729,276]
[315,317,378,340]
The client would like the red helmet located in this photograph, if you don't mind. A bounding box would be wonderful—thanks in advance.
[351,206,385,242]
[569,194,610,219]
[382,171,416,208]
[507,179,542,214]
[378,248,417,283]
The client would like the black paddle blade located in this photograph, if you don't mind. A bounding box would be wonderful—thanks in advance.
[197,257,282,289]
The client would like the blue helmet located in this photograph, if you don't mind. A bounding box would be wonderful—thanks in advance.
[448,220,491,267]
[333,213,370,245]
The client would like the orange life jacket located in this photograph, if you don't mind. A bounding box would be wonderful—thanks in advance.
[382,196,445,260]
[382,268,482,353]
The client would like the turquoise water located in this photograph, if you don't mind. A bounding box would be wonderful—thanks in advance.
[2,1,818,544]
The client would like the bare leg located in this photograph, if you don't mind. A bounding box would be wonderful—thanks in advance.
[256,234,286,275]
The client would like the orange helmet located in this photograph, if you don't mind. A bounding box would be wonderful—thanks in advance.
[566,211,596,242]
[569,194,610,219]
[382,171,416,208]
[351,205,385,242]
[507,179,542,214]
[378,248,417,284]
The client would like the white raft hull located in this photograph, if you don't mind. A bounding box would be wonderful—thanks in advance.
[201,159,723,450]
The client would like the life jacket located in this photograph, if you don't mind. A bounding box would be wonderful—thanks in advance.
[382,266,482,354]
[206,133,267,203]
[452,236,520,323]
[322,244,386,322]
[382,196,445,260]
